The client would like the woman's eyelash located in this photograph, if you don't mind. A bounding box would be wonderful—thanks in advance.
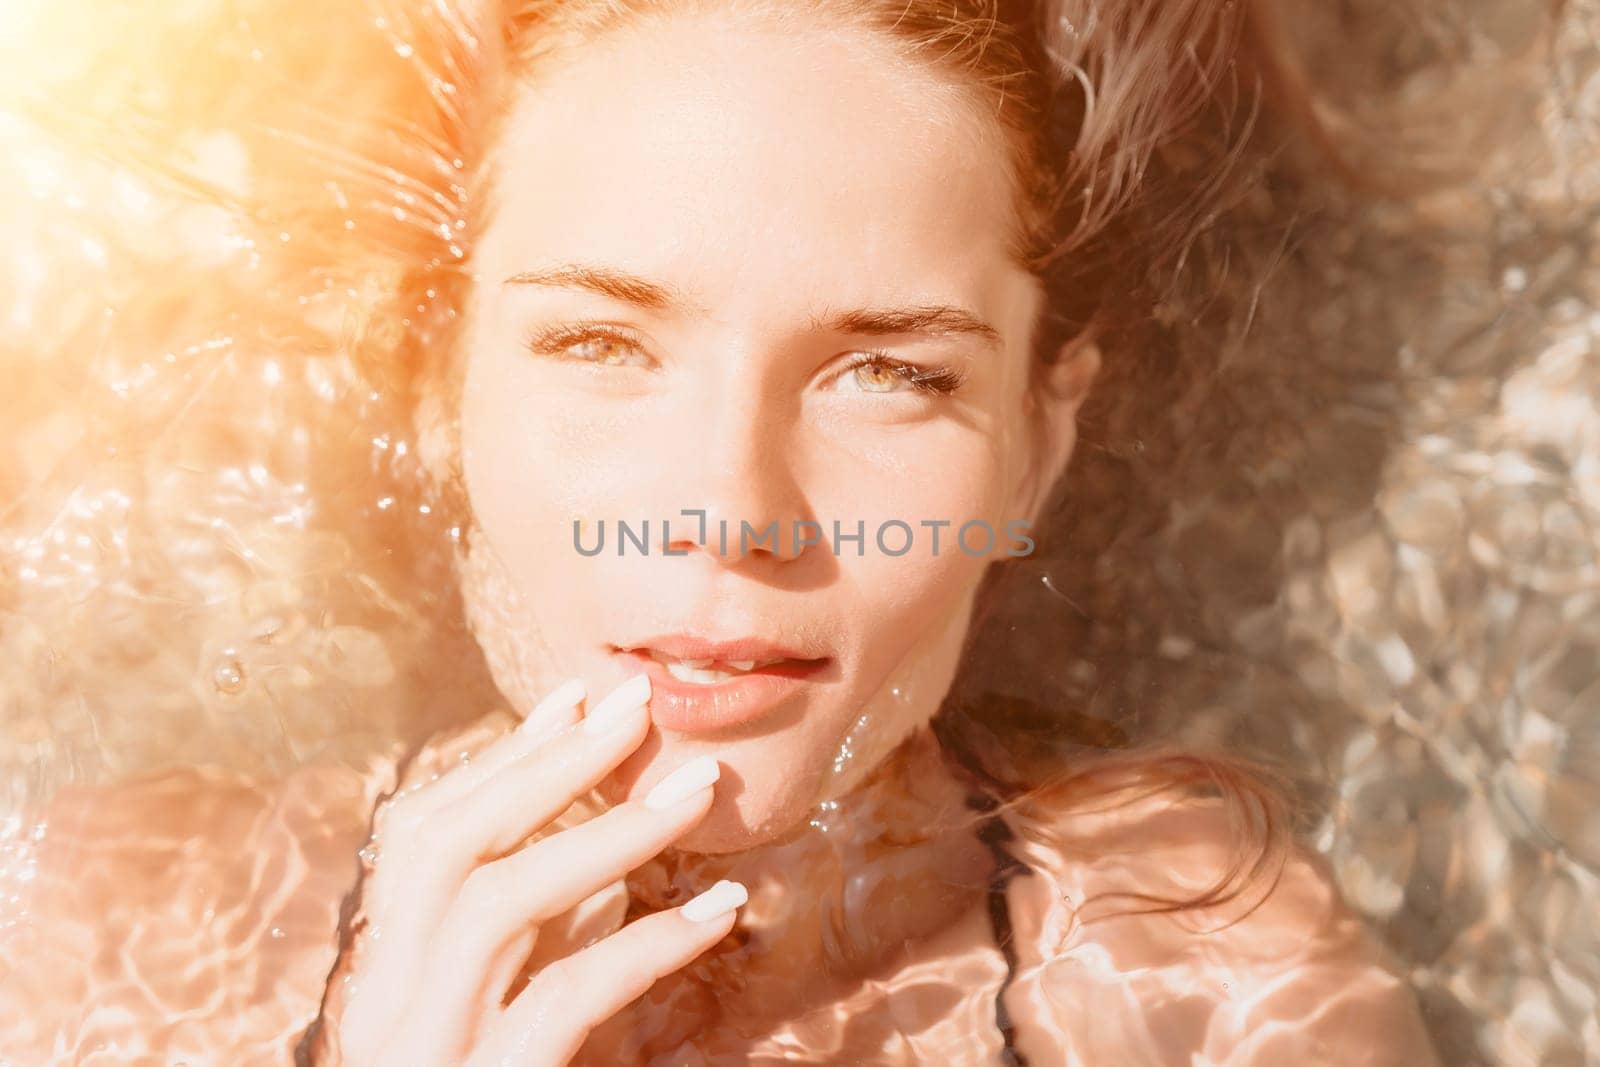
[522,322,646,361]
[842,350,968,396]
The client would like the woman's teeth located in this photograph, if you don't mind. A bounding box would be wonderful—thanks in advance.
[647,649,784,684]
[666,662,739,684]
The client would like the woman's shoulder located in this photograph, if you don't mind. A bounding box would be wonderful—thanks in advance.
[999,785,1441,1066]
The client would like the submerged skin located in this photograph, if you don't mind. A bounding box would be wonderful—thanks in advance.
[2,717,1439,1064]
[0,9,1441,1066]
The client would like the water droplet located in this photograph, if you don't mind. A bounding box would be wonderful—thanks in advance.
[212,658,246,694]
[830,712,874,774]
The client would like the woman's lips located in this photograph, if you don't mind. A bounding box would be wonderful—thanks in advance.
[610,645,830,734]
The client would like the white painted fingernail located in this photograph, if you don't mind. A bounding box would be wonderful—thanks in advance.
[519,678,586,732]
[583,674,652,736]
[681,879,747,923]
[643,755,721,811]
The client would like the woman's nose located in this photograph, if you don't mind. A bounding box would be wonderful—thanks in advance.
[654,401,814,564]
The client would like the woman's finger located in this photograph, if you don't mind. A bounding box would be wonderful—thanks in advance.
[435,674,655,866]
[435,676,589,799]
[482,924,539,1012]
[364,675,622,926]
[466,880,749,1067]
[346,675,651,1057]
[475,878,626,1023]
[419,758,721,1018]
[381,678,587,828]
[519,878,629,974]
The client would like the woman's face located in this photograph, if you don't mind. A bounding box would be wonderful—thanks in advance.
[456,11,1090,852]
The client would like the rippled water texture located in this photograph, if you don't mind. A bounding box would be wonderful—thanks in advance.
[1,0,1598,1063]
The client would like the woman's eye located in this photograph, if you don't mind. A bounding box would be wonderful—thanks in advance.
[524,324,654,369]
[851,359,904,393]
[520,329,965,397]
[835,352,967,397]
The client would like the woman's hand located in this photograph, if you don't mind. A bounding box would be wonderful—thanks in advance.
[315,674,746,1066]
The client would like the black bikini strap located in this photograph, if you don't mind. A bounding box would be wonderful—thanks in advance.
[974,799,1031,1067]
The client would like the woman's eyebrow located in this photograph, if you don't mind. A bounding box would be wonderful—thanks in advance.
[813,305,1002,350]
[502,263,704,314]
[503,262,1003,350]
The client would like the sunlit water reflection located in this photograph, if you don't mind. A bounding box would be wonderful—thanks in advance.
[2,0,1598,1063]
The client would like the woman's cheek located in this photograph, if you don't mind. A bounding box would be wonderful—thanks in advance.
[819,441,1011,562]
[822,442,1010,669]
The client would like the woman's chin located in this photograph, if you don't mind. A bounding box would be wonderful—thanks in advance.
[599,765,811,855]
[681,776,825,852]
[670,811,773,855]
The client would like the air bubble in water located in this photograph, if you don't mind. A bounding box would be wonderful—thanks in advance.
[212,657,246,694]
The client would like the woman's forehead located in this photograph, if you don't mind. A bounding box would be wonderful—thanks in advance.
[475,13,1024,307]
